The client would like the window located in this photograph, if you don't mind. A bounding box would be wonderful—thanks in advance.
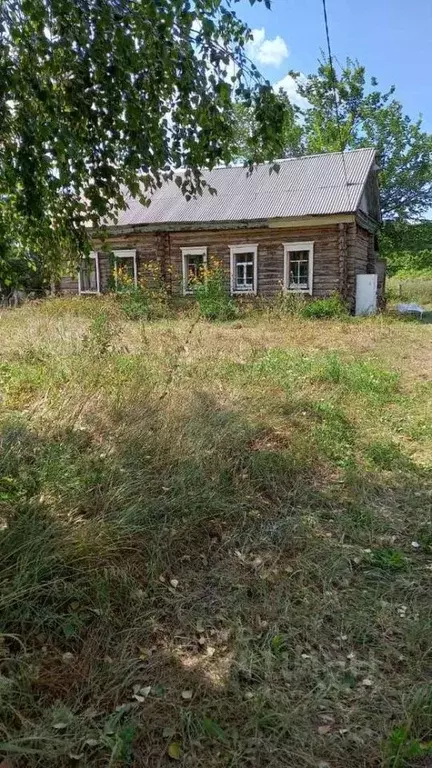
[284,242,314,294]
[181,247,207,294]
[78,251,100,294]
[113,249,137,288]
[229,245,258,294]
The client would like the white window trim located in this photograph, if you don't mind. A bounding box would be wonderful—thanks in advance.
[283,241,314,295]
[113,249,138,288]
[181,246,208,295]
[78,251,100,295]
[229,244,258,295]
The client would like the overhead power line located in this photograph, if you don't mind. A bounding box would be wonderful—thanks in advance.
[321,0,351,208]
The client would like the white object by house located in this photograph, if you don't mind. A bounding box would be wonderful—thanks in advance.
[396,303,425,319]
[355,273,378,316]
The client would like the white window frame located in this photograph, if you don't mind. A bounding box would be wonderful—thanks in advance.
[229,244,258,295]
[113,249,138,288]
[78,251,100,295]
[283,241,314,295]
[181,246,208,295]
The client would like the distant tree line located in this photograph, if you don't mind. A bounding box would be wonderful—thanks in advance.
[380,221,432,276]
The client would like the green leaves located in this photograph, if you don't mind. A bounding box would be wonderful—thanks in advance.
[201,717,228,743]
[231,90,303,163]
[167,742,182,760]
[270,632,289,655]
[380,220,432,275]
[0,0,287,277]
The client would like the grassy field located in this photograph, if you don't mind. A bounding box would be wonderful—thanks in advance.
[386,275,432,307]
[0,298,431,768]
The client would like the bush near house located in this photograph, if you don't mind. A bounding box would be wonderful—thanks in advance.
[0,300,431,768]
[190,259,238,321]
[300,293,349,319]
[114,261,171,320]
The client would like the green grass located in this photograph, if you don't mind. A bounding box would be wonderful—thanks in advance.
[0,299,431,767]
[387,275,432,306]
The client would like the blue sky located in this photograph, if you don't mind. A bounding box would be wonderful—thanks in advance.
[239,0,432,132]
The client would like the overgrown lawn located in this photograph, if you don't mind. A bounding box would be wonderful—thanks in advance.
[0,299,431,768]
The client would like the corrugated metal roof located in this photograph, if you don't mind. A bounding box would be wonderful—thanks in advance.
[114,148,376,227]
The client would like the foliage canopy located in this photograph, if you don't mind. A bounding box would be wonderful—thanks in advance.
[0,0,285,285]
[380,220,432,275]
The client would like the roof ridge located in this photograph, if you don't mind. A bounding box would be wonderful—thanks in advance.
[271,146,376,163]
[207,147,376,171]
[168,147,376,175]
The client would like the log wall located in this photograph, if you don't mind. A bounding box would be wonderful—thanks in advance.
[60,220,376,306]
[345,222,376,308]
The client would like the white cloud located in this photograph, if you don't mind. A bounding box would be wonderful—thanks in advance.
[247,27,289,68]
[248,27,266,51]
[273,73,309,110]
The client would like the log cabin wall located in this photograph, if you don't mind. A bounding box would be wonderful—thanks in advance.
[346,222,377,309]
[98,231,159,286]
[60,220,376,306]
[168,224,341,297]
[59,274,79,293]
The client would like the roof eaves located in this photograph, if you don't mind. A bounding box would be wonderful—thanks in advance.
[93,218,271,235]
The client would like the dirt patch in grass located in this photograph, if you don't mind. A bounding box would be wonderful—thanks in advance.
[0,301,431,767]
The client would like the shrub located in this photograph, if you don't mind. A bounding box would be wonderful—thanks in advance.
[383,248,432,277]
[192,259,237,321]
[118,286,152,320]
[300,293,349,319]
[115,261,170,320]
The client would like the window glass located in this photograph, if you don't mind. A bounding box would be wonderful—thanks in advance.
[288,250,310,290]
[113,251,137,289]
[185,253,205,289]
[234,252,255,291]
[116,258,135,281]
